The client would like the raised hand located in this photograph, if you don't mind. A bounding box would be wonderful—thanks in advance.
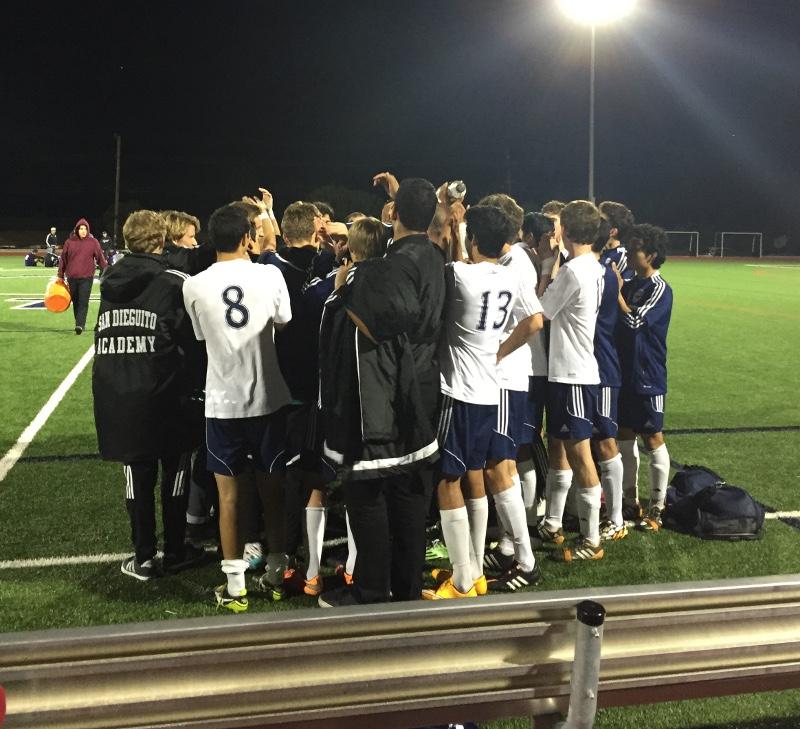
[372,171,399,200]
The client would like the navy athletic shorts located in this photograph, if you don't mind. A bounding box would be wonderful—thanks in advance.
[591,385,619,440]
[488,388,528,461]
[522,375,548,442]
[546,382,598,441]
[619,389,665,434]
[205,407,287,476]
[437,395,496,478]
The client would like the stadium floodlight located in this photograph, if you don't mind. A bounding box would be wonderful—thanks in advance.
[558,0,637,202]
[557,0,636,26]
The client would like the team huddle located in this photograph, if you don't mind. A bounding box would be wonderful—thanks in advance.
[88,173,672,612]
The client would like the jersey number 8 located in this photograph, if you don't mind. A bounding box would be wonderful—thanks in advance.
[222,286,249,329]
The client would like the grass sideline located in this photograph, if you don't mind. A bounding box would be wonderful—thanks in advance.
[1,260,799,728]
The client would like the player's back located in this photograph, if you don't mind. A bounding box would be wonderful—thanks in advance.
[498,244,544,392]
[440,260,517,405]
[542,252,604,385]
[182,258,292,418]
[594,264,621,387]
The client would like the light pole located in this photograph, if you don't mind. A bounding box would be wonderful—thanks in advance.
[558,0,636,202]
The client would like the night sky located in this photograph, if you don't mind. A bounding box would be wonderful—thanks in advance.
[4,1,800,246]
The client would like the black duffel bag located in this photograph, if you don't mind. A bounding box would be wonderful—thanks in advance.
[664,465,765,541]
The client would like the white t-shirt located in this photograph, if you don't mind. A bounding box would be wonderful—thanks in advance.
[183,258,292,418]
[497,244,544,392]
[440,261,517,405]
[540,252,604,385]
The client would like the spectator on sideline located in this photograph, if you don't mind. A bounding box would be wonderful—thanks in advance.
[92,210,205,581]
[57,218,108,334]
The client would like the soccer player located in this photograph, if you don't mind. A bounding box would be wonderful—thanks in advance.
[182,203,292,612]
[598,201,634,279]
[614,224,673,531]
[538,200,606,562]
[93,210,205,580]
[422,205,525,599]
[257,201,334,597]
[474,194,545,592]
[591,218,627,541]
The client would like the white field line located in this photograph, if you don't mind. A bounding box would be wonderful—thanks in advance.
[0,536,349,570]
[765,511,800,520]
[744,264,800,269]
[0,346,95,483]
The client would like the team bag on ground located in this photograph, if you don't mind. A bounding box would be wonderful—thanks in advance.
[664,464,765,541]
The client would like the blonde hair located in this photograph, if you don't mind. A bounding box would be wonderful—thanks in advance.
[123,210,167,253]
[348,217,385,261]
[162,210,201,242]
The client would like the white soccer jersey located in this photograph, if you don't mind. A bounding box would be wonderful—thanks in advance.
[540,252,604,385]
[440,261,517,405]
[497,244,544,391]
[183,258,292,418]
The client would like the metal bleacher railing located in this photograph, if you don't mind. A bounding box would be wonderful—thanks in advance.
[2,574,800,728]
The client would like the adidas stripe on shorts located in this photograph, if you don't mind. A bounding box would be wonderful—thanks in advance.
[591,385,619,440]
[436,395,497,478]
[619,388,665,434]
[546,382,598,441]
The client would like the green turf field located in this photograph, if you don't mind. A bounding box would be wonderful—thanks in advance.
[1,258,799,728]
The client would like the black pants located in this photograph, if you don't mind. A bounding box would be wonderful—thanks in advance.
[68,277,93,329]
[343,468,434,603]
[186,447,219,524]
[124,452,192,563]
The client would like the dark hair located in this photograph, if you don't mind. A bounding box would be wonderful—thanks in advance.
[592,217,612,254]
[478,193,524,244]
[598,201,635,245]
[394,178,438,232]
[465,205,509,259]
[313,201,335,220]
[560,200,601,245]
[208,203,250,253]
[522,212,555,243]
[541,200,566,216]
[630,223,668,268]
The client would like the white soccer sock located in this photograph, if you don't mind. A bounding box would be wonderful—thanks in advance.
[543,468,573,532]
[599,454,624,527]
[345,509,357,576]
[518,458,538,525]
[648,444,671,509]
[577,486,602,546]
[305,506,327,581]
[440,506,473,593]
[465,496,489,581]
[221,558,248,595]
[493,482,536,573]
[619,439,640,502]
[494,497,515,556]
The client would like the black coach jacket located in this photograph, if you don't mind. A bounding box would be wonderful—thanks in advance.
[319,236,446,481]
[92,252,203,463]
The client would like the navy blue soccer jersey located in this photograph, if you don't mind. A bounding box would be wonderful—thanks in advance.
[615,272,672,395]
[257,247,328,403]
[600,246,633,280]
[594,264,621,387]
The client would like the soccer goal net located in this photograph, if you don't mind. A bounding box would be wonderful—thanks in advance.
[665,230,700,256]
[709,232,763,258]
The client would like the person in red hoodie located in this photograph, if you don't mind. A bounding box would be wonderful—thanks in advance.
[57,218,108,334]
